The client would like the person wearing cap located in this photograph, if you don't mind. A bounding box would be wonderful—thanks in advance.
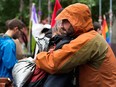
[35,3,116,87]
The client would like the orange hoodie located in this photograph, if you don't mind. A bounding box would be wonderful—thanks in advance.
[36,3,116,87]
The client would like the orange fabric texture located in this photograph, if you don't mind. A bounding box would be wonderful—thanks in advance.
[36,30,97,74]
[79,46,116,87]
[36,3,116,87]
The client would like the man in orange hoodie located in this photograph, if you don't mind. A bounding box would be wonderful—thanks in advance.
[36,3,116,87]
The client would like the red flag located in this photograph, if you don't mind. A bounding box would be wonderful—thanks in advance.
[51,0,62,28]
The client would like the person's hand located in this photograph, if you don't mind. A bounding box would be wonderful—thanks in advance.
[48,45,55,53]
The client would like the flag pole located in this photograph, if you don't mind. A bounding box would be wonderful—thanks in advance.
[99,0,102,25]
[28,0,32,55]
[38,0,42,23]
[48,0,51,24]
[109,0,112,44]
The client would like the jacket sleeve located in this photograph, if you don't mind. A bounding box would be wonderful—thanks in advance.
[35,32,108,74]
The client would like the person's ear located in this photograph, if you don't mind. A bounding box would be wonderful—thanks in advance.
[14,27,18,31]
[97,28,99,31]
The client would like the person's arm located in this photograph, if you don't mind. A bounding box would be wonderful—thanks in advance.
[35,31,108,74]
[14,39,23,60]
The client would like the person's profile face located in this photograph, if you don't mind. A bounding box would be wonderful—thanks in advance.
[12,27,23,39]
[61,19,74,36]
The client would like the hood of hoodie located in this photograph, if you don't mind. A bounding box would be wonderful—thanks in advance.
[56,3,93,36]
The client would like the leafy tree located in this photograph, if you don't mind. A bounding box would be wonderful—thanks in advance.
[0,0,116,33]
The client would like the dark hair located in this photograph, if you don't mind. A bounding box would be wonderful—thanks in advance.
[93,22,101,31]
[6,18,25,30]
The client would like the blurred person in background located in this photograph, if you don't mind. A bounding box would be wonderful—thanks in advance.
[0,18,25,80]
[93,21,102,35]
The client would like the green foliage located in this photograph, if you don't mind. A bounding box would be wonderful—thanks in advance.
[0,0,20,32]
[79,0,96,7]
[0,0,116,33]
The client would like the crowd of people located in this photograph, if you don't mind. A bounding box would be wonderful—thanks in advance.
[0,3,116,87]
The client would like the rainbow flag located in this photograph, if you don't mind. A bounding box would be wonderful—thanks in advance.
[102,16,110,44]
